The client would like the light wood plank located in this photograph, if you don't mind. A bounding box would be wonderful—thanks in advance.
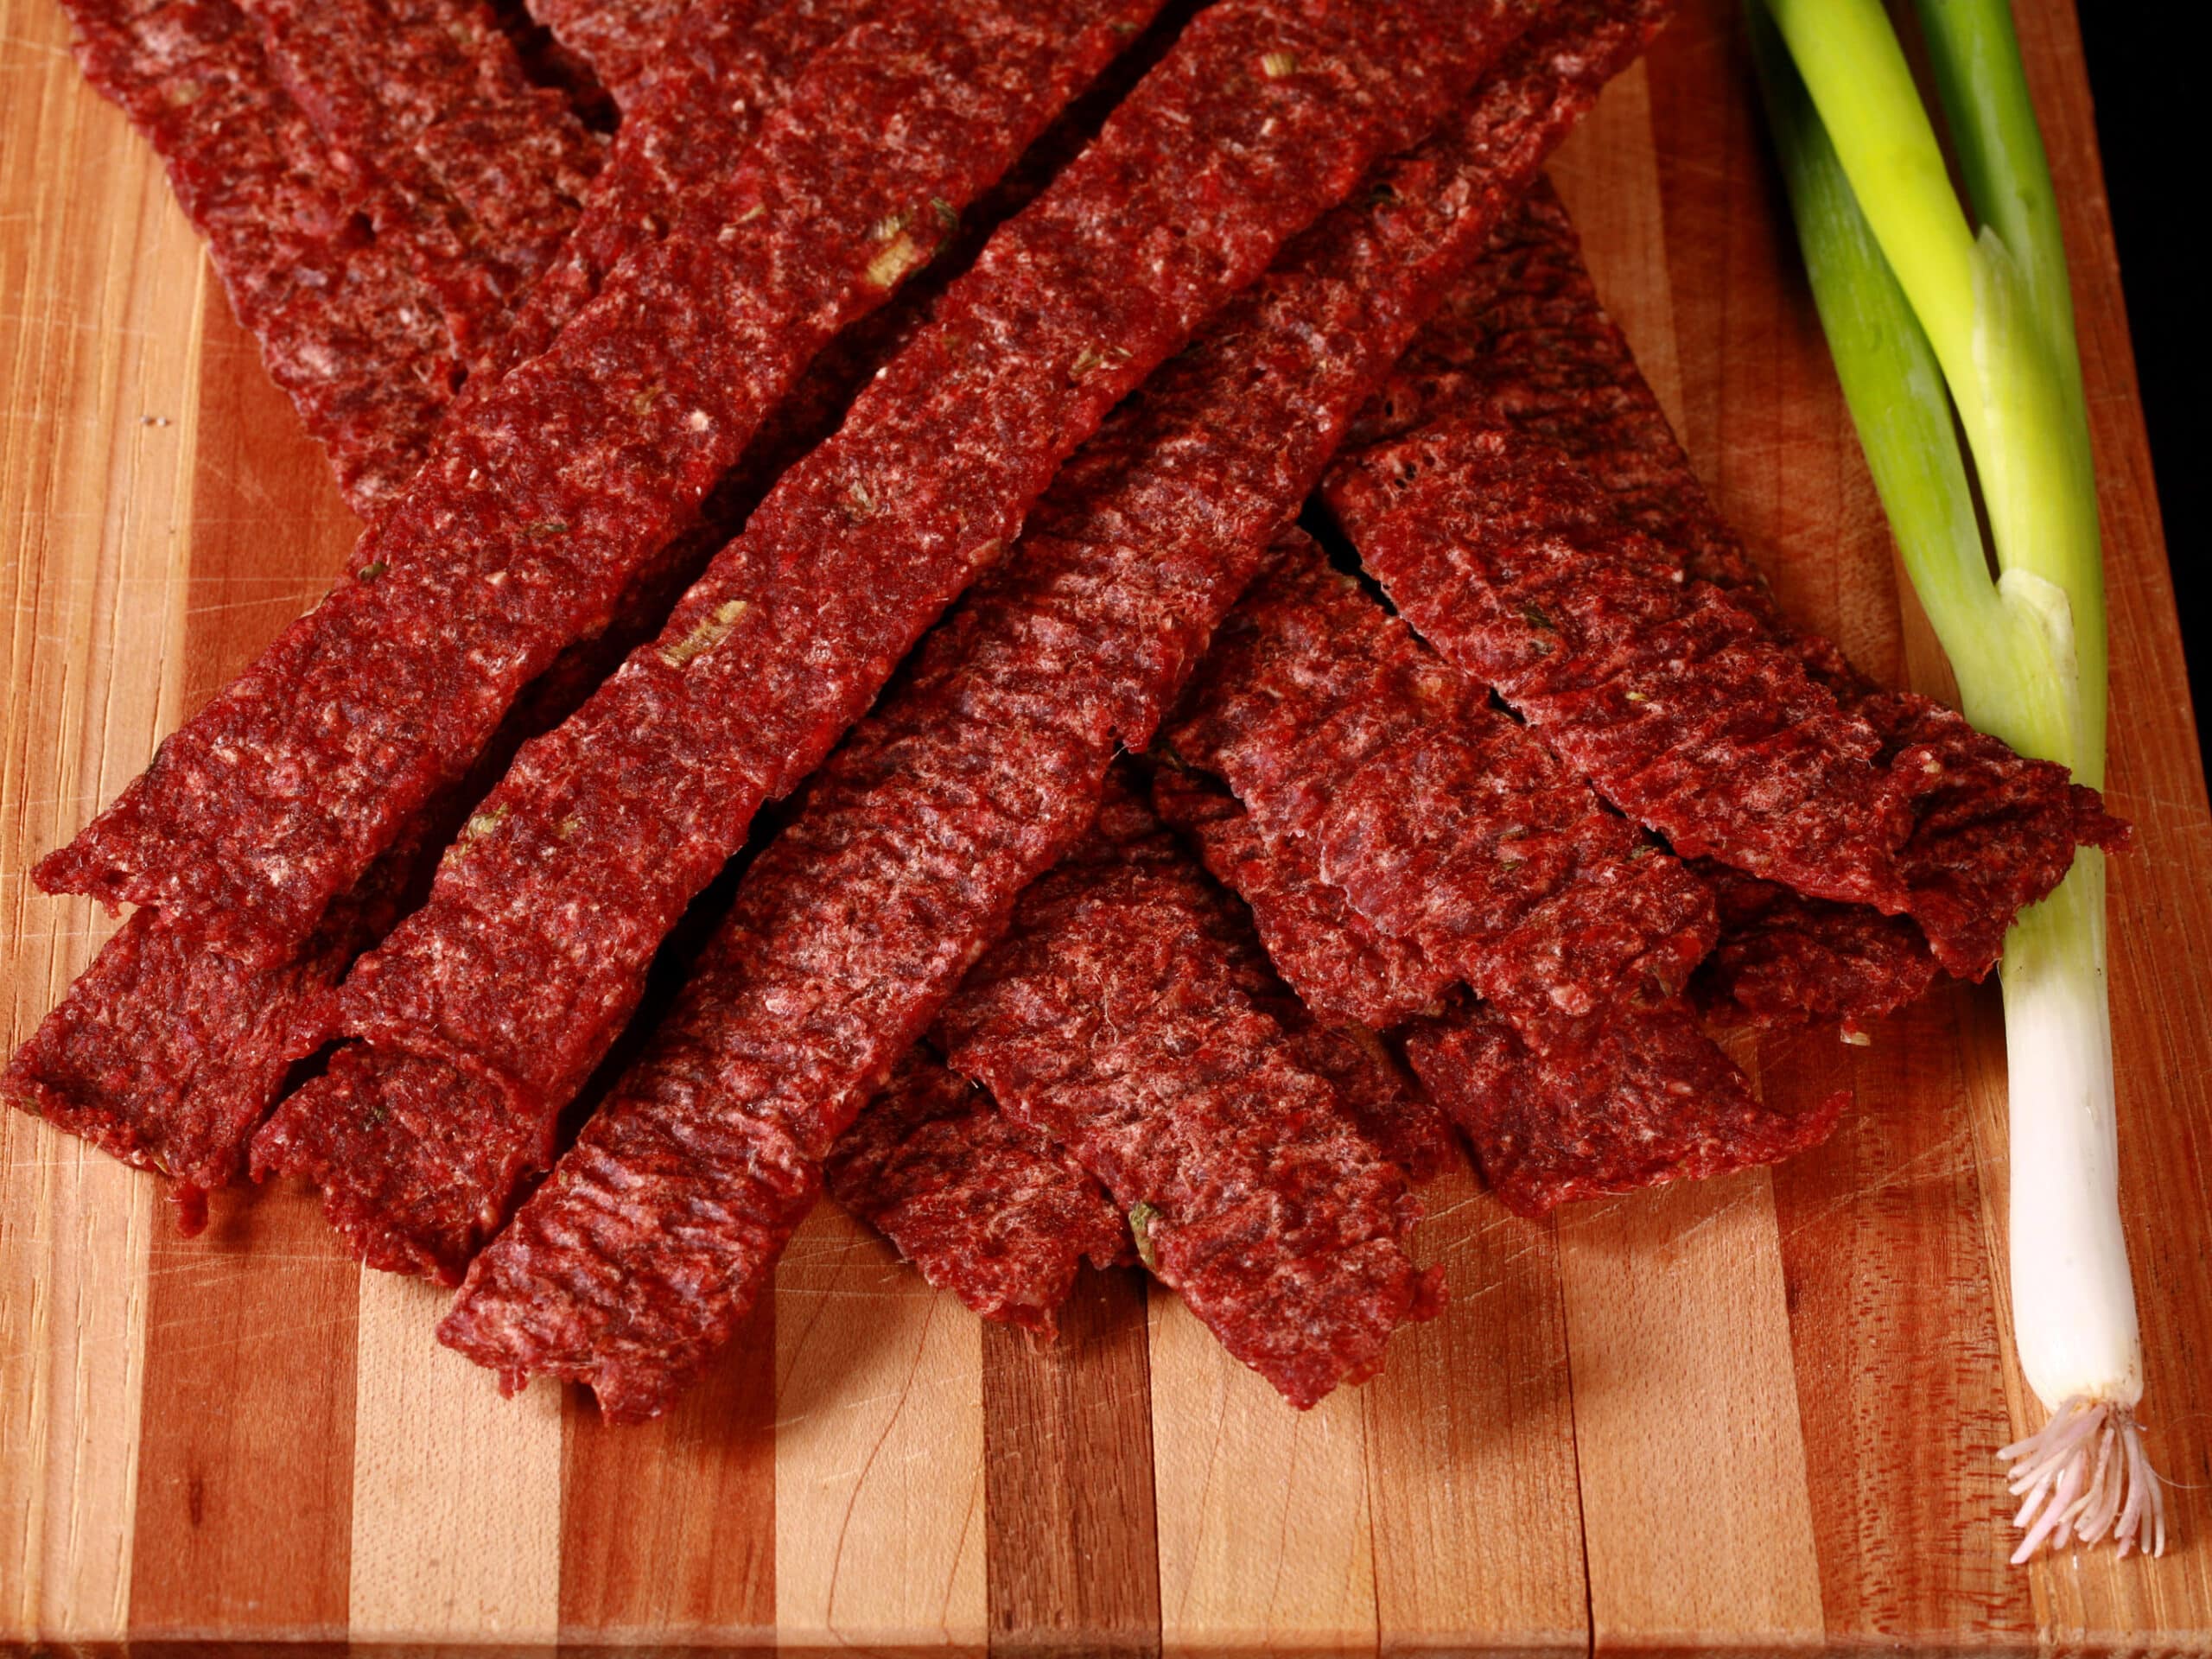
[0,0,204,1634]
[1364,1161,1586,1656]
[1557,1173,1827,1650]
[774,1198,987,1656]
[347,1272,563,1648]
[1147,1287,1375,1659]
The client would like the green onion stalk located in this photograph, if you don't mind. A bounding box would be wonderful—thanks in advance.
[1751,0,2159,1560]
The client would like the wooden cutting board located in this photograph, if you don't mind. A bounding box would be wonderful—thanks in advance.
[4,0,2209,1649]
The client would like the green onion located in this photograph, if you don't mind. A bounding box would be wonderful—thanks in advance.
[1751,0,2158,1560]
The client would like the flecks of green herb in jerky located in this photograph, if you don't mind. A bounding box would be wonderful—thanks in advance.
[433,0,1666,1415]
[237,0,603,370]
[1330,183,2118,981]
[461,0,873,397]
[43,0,1157,945]
[288,0,1547,1283]
[936,770,1443,1408]
[1166,542,1715,1025]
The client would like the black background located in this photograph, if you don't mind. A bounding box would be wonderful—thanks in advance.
[2078,17,2202,778]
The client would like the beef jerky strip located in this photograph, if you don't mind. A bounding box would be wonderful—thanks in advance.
[1327,185,2123,982]
[1149,767,1842,1216]
[1166,543,1717,1024]
[524,0,687,108]
[239,0,603,370]
[1693,862,1936,1034]
[258,0,1548,1281]
[435,0,1663,1412]
[1403,995,1841,1217]
[940,770,1443,1406]
[41,0,1156,943]
[824,1049,1132,1337]
[1154,547,1833,1205]
[461,0,868,397]
[2,0,1166,1208]
[61,0,459,514]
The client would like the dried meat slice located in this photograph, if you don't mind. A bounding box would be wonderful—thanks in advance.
[436,0,1664,1410]
[1152,764,1840,1215]
[4,0,1168,1208]
[1166,543,1716,1025]
[936,773,1443,1406]
[1691,859,1936,1033]
[239,0,603,369]
[464,0,868,395]
[824,1050,1131,1336]
[62,0,460,514]
[524,0,687,107]
[271,0,1554,1280]
[1331,184,2120,982]
[1405,996,1841,1217]
[43,0,1160,943]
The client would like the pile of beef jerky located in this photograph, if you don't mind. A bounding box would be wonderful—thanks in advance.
[8,0,2120,1418]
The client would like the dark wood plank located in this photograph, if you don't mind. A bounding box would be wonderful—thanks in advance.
[126,282,359,1649]
[983,1264,1159,1659]
[559,1300,776,1652]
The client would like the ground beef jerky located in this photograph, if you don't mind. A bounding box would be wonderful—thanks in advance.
[1168,543,1716,1025]
[42,0,1154,945]
[239,0,603,367]
[1150,765,1452,1028]
[437,0,1662,1408]
[1152,762,1840,1213]
[824,1051,1130,1336]
[938,773,1442,1407]
[266,0,1549,1280]
[524,0,687,107]
[1332,185,2120,982]
[464,0,868,394]
[62,0,459,513]
[1692,860,1936,1033]
[1406,995,1842,1217]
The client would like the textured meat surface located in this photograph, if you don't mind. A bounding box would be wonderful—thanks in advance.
[1332,184,2115,983]
[436,0,1662,1410]
[238,0,603,370]
[824,1051,1130,1335]
[1407,998,1842,1217]
[1324,419,1928,910]
[42,0,1153,946]
[294,0,1548,1278]
[1692,860,1936,1032]
[466,0,868,394]
[937,775,1443,1407]
[1151,764,1452,1029]
[1169,543,1715,1024]
[61,0,460,513]
[524,0,687,106]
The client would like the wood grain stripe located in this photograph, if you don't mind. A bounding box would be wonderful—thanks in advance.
[774,1199,987,1656]
[0,0,201,1630]
[983,1265,1160,1658]
[558,1301,776,1651]
[1147,1288,1375,1658]
[124,280,364,1653]
[347,1274,563,1648]
[1552,41,1827,1653]
[1363,1161,1586,1656]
